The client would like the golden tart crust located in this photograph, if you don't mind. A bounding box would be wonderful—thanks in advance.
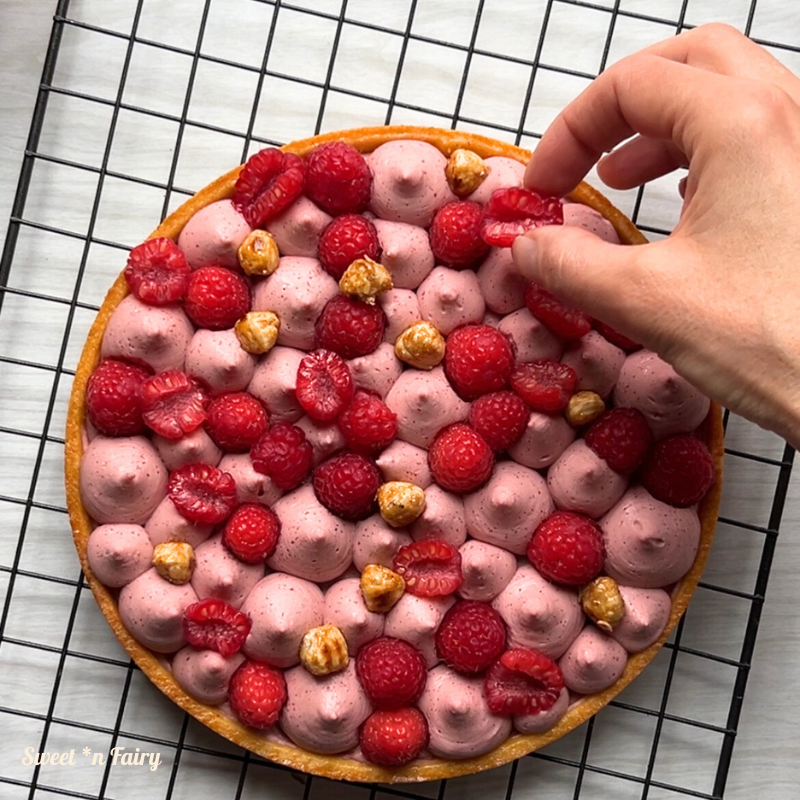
[65,125,723,783]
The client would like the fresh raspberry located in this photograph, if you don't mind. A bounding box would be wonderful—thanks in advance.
[184,265,251,330]
[484,648,565,716]
[468,390,529,452]
[295,349,354,422]
[250,422,313,490]
[527,510,605,585]
[312,452,381,520]
[510,360,577,412]
[140,370,208,440]
[392,539,463,597]
[429,201,490,268]
[640,434,715,507]
[183,597,251,657]
[337,390,397,455]
[314,295,385,359]
[428,423,494,493]
[480,187,563,248]
[359,708,429,767]
[318,214,381,280]
[124,237,190,305]
[85,359,149,436]
[205,392,268,452]
[167,463,237,524]
[584,407,653,473]
[232,148,305,227]
[524,282,591,340]
[444,324,514,399]
[355,637,427,708]
[229,660,287,730]
[435,601,507,674]
[223,503,281,563]
[305,141,372,216]
[593,319,641,352]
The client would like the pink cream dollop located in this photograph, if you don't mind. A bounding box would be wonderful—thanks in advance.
[418,666,512,759]
[80,436,167,525]
[241,572,324,668]
[101,294,194,373]
[86,523,153,588]
[118,567,198,653]
[601,486,701,588]
[281,662,371,754]
[176,198,251,270]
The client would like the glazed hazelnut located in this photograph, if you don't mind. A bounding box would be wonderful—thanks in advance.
[566,391,606,427]
[360,564,405,613]
[299,624,349,676]
[339,256,393,304]
[234,311,281,355]
[237,229,280,276]
[445,149,489,197]
[395,321,446,370]
[580,576,625,633]
[152,542,195,585]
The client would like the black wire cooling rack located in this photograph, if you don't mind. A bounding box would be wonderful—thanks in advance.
[0,0,797,798]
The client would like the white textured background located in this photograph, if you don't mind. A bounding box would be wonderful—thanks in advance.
[1,1,799,799]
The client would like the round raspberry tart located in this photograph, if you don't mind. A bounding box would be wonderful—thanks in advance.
[65,126,723,782]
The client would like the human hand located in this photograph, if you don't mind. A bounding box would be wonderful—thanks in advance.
[512,23,800,447]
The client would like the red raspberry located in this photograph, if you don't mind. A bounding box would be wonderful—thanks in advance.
[428,423,494,494]
[183,598,251,657]
[584,407,653,473]
[314,295,385,359]
[295,349,354,422]
[318,214,381,280]
[484,648,565,716]
[85,359,149,436]
[435,601,507,674]
[468,390,529,452]
[205,392,268,452]
[444,324,514,399]
[312,452,381,520]
[184,265,251,330]
[524,282,591,340]
[392,539,463,597]
[429,201,490,268]
[124,238,190,305]
[233,148,305,227]
[480,187,564,248]
[141,370,208,439]
[337,391,397,456]
[527,510,605,585]
[359,708,429,767]
[229,660,287,730]
[223,503,281,563]
[250,422,313,491]
[593,319,641,352]
[510,360,577,412]
[356,637,427,708]
[640,434,715,507]
[167,463,237,524]
[305,141,372,216]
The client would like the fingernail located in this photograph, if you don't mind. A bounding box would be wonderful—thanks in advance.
[511,234,538,278]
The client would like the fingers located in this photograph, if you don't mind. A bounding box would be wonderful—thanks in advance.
[597,136,688,190]
[524,55,726,197]
[511,226,666,344]
[643,23,800,104]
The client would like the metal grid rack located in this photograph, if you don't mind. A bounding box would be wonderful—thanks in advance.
[0,0,797,798]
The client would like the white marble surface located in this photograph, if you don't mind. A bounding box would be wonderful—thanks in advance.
[1,1,799,799]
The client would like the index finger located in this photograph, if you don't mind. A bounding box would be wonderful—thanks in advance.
[524,53,727,197]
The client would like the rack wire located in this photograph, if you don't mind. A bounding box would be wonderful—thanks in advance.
[0,0,797,798]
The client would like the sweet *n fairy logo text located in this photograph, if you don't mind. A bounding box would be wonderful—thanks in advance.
[22,746,163,771]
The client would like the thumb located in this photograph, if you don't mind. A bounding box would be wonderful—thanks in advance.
[511,224,659,334]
